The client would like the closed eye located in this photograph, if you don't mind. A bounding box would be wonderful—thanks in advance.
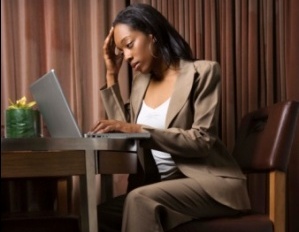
[126,41,134,49]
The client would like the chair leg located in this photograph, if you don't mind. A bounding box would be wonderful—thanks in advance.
[269,171,286,232]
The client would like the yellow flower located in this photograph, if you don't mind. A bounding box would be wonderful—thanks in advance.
[8,96,36,109]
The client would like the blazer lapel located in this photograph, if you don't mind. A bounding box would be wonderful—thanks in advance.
[165,60,196,127]
[130,60,196,126]
[131,73,151,123]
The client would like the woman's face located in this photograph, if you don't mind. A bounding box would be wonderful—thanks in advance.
[113,23,155,73]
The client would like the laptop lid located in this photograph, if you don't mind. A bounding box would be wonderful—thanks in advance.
[30,69,82,138]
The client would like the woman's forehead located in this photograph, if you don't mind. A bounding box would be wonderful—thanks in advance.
[114,24,146,44]
[114,24,134,42]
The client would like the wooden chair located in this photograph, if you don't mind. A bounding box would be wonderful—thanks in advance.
[169,100,299,232]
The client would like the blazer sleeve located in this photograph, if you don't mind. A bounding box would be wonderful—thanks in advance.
[100,84,128,121]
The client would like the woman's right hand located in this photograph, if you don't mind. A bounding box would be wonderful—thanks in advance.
[103,27,124,86]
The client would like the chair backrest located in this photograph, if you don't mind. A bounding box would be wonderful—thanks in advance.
[232,101,299,173]
[232,101,299,230]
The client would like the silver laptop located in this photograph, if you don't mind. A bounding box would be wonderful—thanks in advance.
[29,69,150,139]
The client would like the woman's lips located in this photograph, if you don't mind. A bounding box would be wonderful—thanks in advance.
[131,62,140,71]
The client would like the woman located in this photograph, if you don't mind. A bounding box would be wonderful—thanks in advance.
[91,3,250,232]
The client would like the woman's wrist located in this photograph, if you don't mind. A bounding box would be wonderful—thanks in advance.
[134,124,143,133]
[106,73,118,87]
[126,123,143,133]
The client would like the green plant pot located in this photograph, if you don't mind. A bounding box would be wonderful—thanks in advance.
[5,109,41,138]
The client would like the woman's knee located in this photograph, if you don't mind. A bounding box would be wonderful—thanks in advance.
[125,185,158,206]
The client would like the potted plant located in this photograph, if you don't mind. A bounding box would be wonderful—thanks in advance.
[5,96,41,138]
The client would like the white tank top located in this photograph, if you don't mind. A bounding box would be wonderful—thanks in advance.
[137,98,179,179]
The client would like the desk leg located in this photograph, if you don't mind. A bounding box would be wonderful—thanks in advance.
[80,150,98,232]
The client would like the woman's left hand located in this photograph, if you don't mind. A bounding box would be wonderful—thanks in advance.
[90,119,142,133]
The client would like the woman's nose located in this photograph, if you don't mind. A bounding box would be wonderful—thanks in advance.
[123,50,132,61]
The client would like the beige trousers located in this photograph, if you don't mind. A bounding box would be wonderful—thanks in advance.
[121,178,239,232]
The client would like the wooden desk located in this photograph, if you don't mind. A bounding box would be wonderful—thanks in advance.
[1,137,140,232]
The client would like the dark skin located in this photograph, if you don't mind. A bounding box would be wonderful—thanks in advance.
[91,24,178,133]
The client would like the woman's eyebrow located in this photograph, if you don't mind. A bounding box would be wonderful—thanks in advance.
[120,36,131,45]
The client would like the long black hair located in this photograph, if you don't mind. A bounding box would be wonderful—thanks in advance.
[113,3,194,67]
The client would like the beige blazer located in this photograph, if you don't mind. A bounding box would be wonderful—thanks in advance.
[100,60,251,210]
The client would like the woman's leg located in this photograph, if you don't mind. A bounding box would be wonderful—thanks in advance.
[98,194,126,232]
[121,178,239,232]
